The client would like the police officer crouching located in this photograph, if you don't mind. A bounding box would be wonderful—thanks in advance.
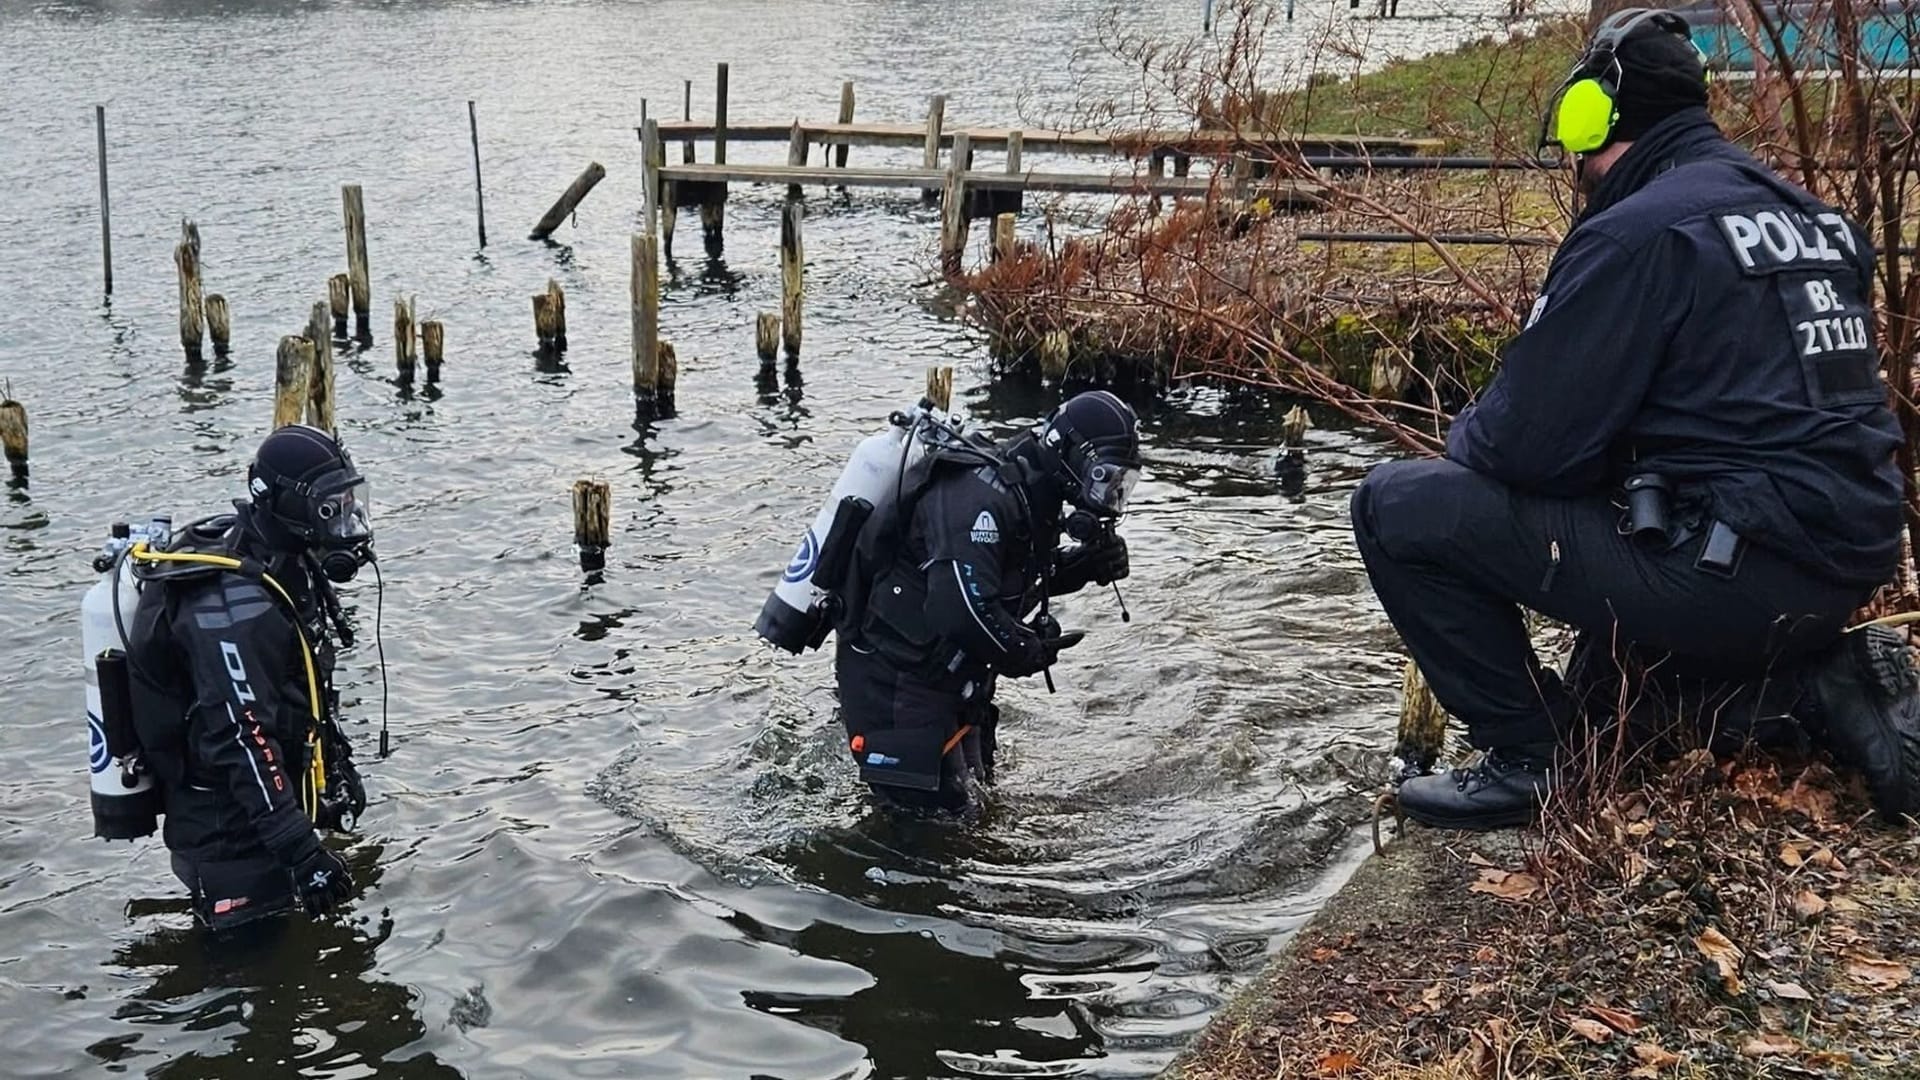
[1351,11,1920,829]
[127,425,373,928]
[836,391,1140,815]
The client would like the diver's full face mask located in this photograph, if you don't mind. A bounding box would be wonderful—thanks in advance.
[1078,456,1140,518]
[1539,9,1703,156]
[306,470,374,582]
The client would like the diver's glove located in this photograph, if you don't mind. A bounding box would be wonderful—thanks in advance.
[1031,613,1085,665]
[286,834,355,917]
[1054,533,1129,592]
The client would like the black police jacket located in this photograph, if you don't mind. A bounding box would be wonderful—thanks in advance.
[1447,109,1903,587]
[127,550,327,868]
[855,447,1072,681]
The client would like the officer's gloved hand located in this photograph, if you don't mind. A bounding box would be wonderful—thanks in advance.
[287,835,355,917]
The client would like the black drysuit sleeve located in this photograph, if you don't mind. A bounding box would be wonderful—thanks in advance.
[914,473,1050,677]
[176,578,323,865]
[1446,228,1686,494]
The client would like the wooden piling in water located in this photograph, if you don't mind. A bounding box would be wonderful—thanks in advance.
[174,226,204,360]
[642,119,664,243]
[394,297,416,383]
[993,213,1015,263]
[422,320,445,382]
[714,62,729,166]
[682,79,694,161]
[342,185,371,342]
[328,273,350,338]
[633,232,661,402]
[921,94,946,200]
[306,302,336,434]
[755,312,780,369]
[274,337,314,429]
[572,478,611,572]
[529,162,607,241]
[836,81,855,168]
[939,131,973,276]
[658,341,679,412]
[0,395,26,482]
[925,365,954,411]
[533,293,559,354]
[1039,330,1070,382]
[786,121,808,199]
[1006,130,1024,175]
[95,106,112,297]
[780,202,803,358]
[205,294,231,356]
[469,100,488,248]
[546,279,567,350]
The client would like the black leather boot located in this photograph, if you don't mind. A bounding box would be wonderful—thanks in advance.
[1798,625,1920,820]
[1397,745,1557,830]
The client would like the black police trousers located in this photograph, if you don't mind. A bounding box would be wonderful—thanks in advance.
[1351,459,1868,748]
[835,639,995,814]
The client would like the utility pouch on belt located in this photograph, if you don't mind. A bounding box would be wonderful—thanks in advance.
[854,727,945,791]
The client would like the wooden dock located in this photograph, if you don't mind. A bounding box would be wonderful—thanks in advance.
[648,119,1443,159]
[655,162,1327,200]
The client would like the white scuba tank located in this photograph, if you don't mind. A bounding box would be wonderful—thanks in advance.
[755,408,937,653]
[82,518,166,839]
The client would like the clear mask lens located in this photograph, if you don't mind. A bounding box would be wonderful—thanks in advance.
[1084,462,1140,516]
[315,479,373,542]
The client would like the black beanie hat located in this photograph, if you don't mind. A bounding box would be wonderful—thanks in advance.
[1608,16,1709,142]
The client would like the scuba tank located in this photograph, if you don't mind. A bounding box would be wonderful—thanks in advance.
[755,402,952,654]
[81,517,169,840]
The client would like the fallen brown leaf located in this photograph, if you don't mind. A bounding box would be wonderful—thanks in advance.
[1317,1051,1359,1075]
[1809,846,1847,872]
[1308,946,1339,963]
[1733,762,1781,798]
[1741,1033,1799,1057]
[1324,1011,1359,1026]
[1779,841,1807,868]
[1694,927,1744,993]
[1567,1016,1614,1043]
[1468,868,1540,902]
[1465,851,1495,869]
[1419,983,1448,1011]
[1831,895,1866,913]
[1774,775,1838,823]
[1767,980,1814,1002]
[1586,1002,1641,1034]
[1846,955,1912,991]
[1793,889,1828,920]
[1471,945,1499,964]
[1633,1042,1681,1068]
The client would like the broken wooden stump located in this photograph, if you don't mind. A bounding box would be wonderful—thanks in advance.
[925,365,954,412]
[658,341,678,414]
[328,273,351,339]
[342,185,371,342]
[422,320,445,382]
[755,312,780,369]
[393,297,416,383]
[174,225,204,360]
[632,231,661,408]
[993,212,1015,263]
[0,394,26,482]
[572,478,611,573]
[274,337,315,429]
[205,294,231,357]
[780,201,803,358]
[306,302,337,435]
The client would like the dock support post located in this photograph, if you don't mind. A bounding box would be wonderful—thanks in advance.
[422,320,445,383]
[780,202,804,359]
[633,232,661,408]
[274,337,315,429]
[573,478,611,573]
[547,279,568,351]
[921,94,947,201]
[836,81,855,168]
[175,223,204,360]
[683,79,694,161]
[205,294,231,357]
[307,302,336,434]
[642,119,663,236]
[787,120,808,199]
[939,132,973,276]
[714,62,730,165]
[756,312,780,370]
[343,185,371,343]
[1006,130,1024,175]
[529,162,607,241]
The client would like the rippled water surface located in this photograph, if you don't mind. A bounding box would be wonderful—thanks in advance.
[0,1,1561,1075]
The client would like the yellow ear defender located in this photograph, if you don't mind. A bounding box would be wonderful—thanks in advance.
[1543,8,1711,155]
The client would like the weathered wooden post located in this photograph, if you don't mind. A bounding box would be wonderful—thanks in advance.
[529,162,607,241]
[306,302,336,434]
[714,62,729,166]
[925,365,954,411]
[780,202,803,359]
[682,79,694,162]
[422,320,445,382]
[96,105,112,297]
[572,478,611,573]
[1006,129,1024,175]
[835,81,855,168]
[642,118,667,254]
[468,100,487,248]
[921,94,947,201]
[174,224,205,360]
[546,279,567,350]
[342,185,371,342]
[0,393,26,482]
[1040,330,1071,382]
[700,69,727,254]
[755,312,780,370]
[993,213,1016,263]
[205,294,231,356]
[658,341,679,413]
[786,121,808,199]
[394,297,416,383]
[533,293,558,354]
[328,273,350,338]
[633,232,661,406]
[274,337,315,429]
[939,131,973,276]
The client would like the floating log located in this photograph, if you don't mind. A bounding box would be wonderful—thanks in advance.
[469,100,487,248]
[174,226,204,360]
[342,185,371,341]
[993,213,1015,263]
[633,232,660,403]
[0,395,26,481]
[939,132,973,276]
[328,273,350,338]
[394,297,416,383]
[658,341,679,413]
[546,279,568,350]
[921,94,946,200]
[529,162,607,241]
[780,201,803,358]
[572,478,611,573]
[755,312,780,368]
[925,365,954,412]
[835,82,855,168]
[786,121,807,199]
[306,302,336,434]
[422,320,445,382]
[274,337,314,429]
[205,294,231,356]
[714,62,729,165]
[95,106,112,296]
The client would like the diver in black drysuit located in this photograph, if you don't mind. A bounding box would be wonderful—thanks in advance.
[126,425,373,930]
[836,391,1141,814]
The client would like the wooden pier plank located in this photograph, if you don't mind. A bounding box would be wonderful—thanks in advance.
[648,119,1441,157]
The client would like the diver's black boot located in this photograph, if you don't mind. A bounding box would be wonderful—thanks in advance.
[1799,625,1920,820]
[1397,745,1557,830]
